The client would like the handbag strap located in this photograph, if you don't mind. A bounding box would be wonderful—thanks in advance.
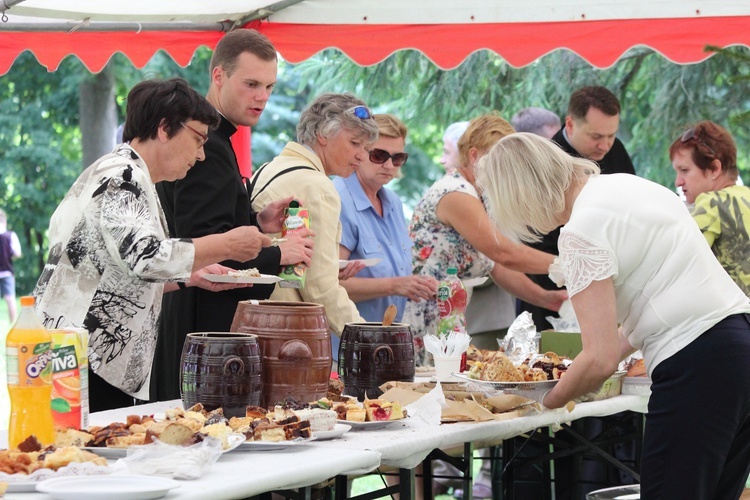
[247,163,316,204]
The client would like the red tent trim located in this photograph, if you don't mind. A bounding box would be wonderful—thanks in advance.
[254,16,750,69]
[1,16,748,75]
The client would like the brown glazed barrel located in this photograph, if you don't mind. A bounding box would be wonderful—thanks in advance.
[180,332,262,418]
[338,322,415,400]
[230,300,331,408]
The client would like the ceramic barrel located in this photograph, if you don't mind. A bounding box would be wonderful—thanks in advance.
[180,332,262,418]
[230,300,331,408]
[338,322,415,400]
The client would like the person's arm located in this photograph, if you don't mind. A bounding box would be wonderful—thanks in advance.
[437,191,554,274]
[542,277,621,409]
[10,231,21,258]
[339,245,438,302]
[489,263,567,311]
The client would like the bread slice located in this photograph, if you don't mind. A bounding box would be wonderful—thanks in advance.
[157,423,195,446]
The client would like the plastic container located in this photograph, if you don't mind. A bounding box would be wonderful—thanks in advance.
[622,377,652,395]
[588,371,626,401]
[436,267,467,337]
[6,296,55,448]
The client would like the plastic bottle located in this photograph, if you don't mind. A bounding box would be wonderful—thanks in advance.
[436,267,468,337]
[6,296,55,448]
[278,200,311,289]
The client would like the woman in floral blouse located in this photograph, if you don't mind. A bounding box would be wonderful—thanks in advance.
[34,79,290,411]
[402,114,566,366]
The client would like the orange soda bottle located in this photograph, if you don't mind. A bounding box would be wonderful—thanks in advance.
[6,296,55,448]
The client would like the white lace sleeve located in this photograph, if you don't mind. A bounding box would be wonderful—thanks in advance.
[558,230,618,297]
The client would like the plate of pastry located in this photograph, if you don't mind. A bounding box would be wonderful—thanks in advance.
[235,436,317,451]
[451,372,560,390]
[203,272,282,284]
[338,258,381,269]
[313,423,351,440]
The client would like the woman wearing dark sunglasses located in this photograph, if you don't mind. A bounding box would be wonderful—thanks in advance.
[334,114,439,324]
[670,120,750,297]
[402,113,568,366]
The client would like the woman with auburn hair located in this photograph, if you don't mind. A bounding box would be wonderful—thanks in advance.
[476,132,750,499]
[670,120,750,296]
[402,114,566,366]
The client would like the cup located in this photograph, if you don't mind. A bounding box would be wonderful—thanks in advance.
[433,356,462,382]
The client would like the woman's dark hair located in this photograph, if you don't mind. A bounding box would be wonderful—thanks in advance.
[122,78,219,143]
[668,120,738,179]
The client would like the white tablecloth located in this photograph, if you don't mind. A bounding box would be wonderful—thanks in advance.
[310,394,649,469]
[4,395,648,498]
[5,400,381,500]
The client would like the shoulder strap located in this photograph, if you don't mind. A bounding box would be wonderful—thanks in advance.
[248,164,316,204]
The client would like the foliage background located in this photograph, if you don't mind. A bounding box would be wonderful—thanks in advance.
[1,46,749,295]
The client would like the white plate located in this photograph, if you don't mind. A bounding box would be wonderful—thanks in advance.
[83,434,245,458]
[451,372,560,390]
[36,475,181,500]
[313,423,351,440]
[235,435,317,451]
[8,480,42,493]
[338,258,381,269]
[344,418,406,430]
[203,273,283,284]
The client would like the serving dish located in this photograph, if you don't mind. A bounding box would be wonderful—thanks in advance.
[451,372,560,390]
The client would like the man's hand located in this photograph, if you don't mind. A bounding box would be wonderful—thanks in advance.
[257,196,297,233]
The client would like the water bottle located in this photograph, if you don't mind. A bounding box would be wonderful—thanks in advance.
[436,267,468,337]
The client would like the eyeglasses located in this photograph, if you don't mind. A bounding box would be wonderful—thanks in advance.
[345,106,374,120]
[181,121,209,147]
[369,148,409,167]
[680,127,715,157]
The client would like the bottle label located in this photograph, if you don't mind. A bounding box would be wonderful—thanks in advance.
[7,341,52,387]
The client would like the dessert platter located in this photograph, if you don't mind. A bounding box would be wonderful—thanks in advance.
[203,268,283,284]
[454,347,570,390]
[313,423,351,440]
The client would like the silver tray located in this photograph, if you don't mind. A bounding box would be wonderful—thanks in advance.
[451,372,559,390]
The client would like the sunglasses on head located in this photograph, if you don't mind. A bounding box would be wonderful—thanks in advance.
[680,127,715,157]
[369,148,409,167]
[346,105,374,120]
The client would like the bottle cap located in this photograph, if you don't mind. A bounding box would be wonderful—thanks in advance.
[288,200,300,208]
[20,296,35,307]
[447,267,458,276]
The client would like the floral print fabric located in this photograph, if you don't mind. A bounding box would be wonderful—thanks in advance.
[402,172,494,366]
[692,185,750,297]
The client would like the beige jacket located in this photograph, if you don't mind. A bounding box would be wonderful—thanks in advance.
[250,142,363,335]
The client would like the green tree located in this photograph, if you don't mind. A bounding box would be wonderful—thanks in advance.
[292,46,750,202]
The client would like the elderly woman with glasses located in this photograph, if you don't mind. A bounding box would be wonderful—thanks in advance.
[334,114,439,325]
[670,120,750,297]
[33,78,285,411]
[402,114,567,366]
[476,132,750,499]
[250,93,379,343]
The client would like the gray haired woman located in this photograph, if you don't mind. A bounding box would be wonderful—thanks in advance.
[249,92,379,341]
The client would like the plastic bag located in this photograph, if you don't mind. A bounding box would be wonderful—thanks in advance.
[118,437,223,480]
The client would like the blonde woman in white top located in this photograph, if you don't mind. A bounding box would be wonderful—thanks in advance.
[477,132,750,499]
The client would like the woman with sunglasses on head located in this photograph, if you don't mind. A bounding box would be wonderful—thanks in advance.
[334,114,439,325]
[671,120,750,297]
[402,114,568,366]
[250,93,380,348]
[476,132,750,499]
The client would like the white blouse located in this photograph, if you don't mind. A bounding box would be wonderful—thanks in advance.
[559,174,750,375]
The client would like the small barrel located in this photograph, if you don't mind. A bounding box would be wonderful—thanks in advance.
[180,332,262,418]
